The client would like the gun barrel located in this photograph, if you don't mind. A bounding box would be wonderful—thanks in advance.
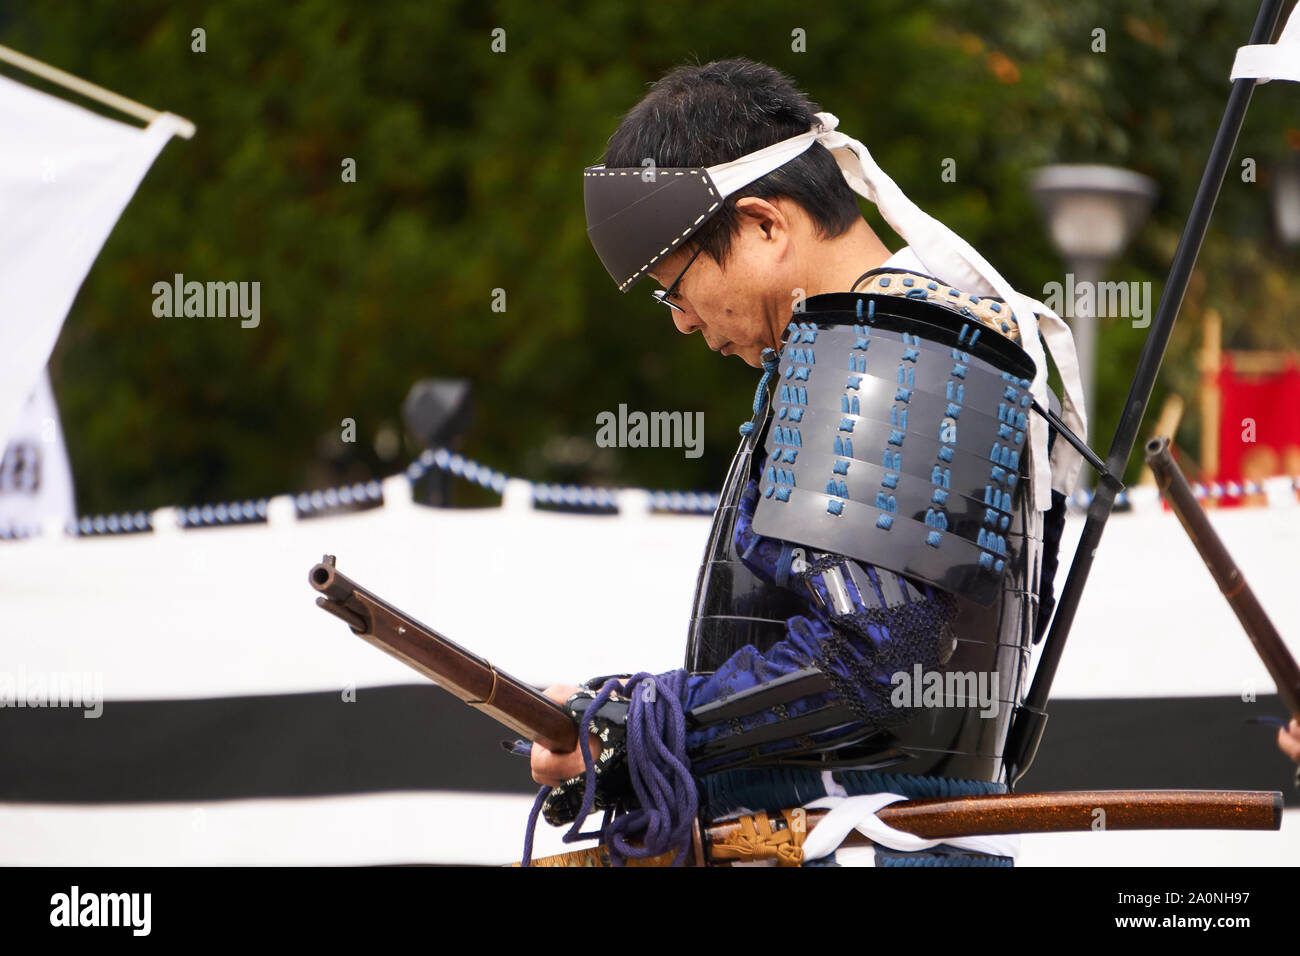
[309,560,354,604]
[308,555,579,753]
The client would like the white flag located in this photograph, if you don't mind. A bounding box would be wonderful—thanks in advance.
[0,71,187,445]
[1231,4,1300,84]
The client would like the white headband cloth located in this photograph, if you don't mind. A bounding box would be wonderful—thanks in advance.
[703,111,1088,511]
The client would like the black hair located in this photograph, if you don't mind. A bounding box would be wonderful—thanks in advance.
[604,57,862,267]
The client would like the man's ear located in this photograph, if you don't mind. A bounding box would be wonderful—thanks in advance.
[733,196,788,243]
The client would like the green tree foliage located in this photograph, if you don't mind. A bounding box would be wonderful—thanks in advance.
[0,0,1294,512]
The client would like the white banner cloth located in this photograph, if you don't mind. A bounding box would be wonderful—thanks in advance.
[1231,5,1300,83]
[0,72,186,443]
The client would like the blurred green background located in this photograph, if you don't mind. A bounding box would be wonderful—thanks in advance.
[2,0,1297,514]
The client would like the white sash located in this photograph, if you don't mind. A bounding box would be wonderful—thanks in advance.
[707,113,1088,509]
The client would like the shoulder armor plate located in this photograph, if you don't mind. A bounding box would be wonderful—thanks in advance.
[751,291,1038,606]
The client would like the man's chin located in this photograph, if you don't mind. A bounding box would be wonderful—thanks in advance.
[712,342,765,367]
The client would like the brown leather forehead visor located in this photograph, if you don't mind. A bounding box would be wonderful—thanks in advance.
[583,165,724,292]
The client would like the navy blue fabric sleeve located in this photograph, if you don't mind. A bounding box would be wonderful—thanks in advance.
[670,479,956,758]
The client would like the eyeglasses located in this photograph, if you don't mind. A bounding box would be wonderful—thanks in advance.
[650,243,707,313]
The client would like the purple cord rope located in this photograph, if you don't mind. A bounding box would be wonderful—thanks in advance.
[519,670,697,867]
[519,679,614,867]
[603,670,696,866]
[521,785,550,867]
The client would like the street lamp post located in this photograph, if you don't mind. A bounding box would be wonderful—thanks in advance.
[1272,157,1300,246]
[1030,165,1157,492]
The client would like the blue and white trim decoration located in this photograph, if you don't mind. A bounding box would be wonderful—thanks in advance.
[1,447,721,541]
[5,441,1298,542]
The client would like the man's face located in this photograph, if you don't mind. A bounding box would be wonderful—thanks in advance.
[646,201,792,368]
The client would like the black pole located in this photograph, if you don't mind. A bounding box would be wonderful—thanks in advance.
[1005,0,1287,788]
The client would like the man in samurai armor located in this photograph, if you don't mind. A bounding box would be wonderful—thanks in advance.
[524,58,1089,867]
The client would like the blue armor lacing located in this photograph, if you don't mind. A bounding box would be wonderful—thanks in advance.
[738,347,780,436]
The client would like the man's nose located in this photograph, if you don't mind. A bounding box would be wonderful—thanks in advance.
[671,307,702,335]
